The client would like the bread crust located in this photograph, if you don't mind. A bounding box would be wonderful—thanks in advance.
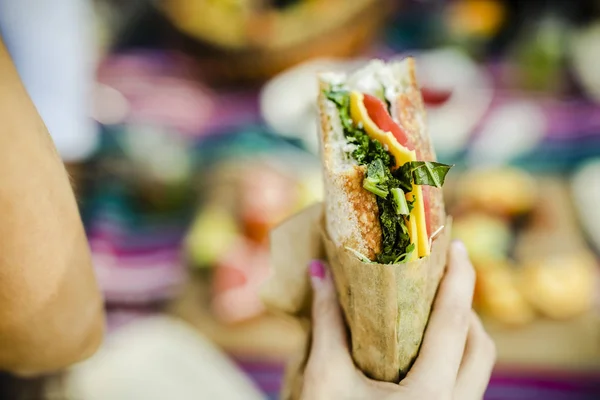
[318,81,382,259]
[318,58,446,260]
[393,58,446,233]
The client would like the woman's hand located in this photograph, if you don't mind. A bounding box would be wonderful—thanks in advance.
[303,242,496,400]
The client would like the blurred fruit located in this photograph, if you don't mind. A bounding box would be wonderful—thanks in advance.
[520,254,597,320]
[515,178,587,261]
[240,164,298,244]
[186,205,239,268]
[447,0,505,39]
[458,168,538,216]
[476,261,536,326]
[212,238,271,324]
[420,87,453,107]
[511,14,568,93]
[453,213,512,265]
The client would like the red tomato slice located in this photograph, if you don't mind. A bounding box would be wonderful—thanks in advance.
[362,93,413,150]
[363,93,432,236]
[422,185,432,237]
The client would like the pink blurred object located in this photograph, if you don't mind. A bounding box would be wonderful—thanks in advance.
[89,221,188,305]
[95,52,214,135]
[106,308,157,333]
[92,245,187,305]
[240,164,298,244]
[211,238,271,324]
[205,160,316,323]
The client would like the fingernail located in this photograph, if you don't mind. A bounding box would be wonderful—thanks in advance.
[452,240,467,254]
[309,260,326,280]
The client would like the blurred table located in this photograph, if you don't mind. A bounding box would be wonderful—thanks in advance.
[486,317,600,398]
[171,279,600,368]
[488,314,600,370]
[168,276,303,361]
[168,275,600,399]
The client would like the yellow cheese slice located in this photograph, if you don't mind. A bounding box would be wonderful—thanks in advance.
[349,91,430,258]
[407,186,430,257]
[349,92,415,168]
[407,213,420,261]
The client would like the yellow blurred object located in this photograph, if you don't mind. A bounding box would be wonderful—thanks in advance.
[453,213,512,265]
[520,254,597,320]
[186,205,239,268]
[476,261,536,326]
[447,0,505,38]
[458,168,538,216]
[295,173,324,210]
[160,0,386,83]
[161,0,378,50]
[162,0,248,49]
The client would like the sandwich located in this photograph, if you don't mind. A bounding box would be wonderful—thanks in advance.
[261,58,455,396]
[318,58,452,264]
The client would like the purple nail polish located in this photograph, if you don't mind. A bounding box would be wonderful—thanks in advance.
[309,260,326,280]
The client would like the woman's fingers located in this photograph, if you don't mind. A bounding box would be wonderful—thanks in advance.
[454,311,497,400]
[303,260,357,399]
[305,260,354,374]
[406,241,476,392]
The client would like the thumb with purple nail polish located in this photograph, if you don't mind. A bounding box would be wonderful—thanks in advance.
[309,259,326,282]
[304,259,357,399]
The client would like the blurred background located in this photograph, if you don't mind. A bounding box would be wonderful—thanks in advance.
[2,0,600,399]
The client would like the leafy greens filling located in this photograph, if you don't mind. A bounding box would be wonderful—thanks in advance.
[325,89,394,167]
[324,87,452,263]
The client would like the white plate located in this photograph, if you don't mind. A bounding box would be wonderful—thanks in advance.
[260,58,367,154]
[65,316,264,400]
[571,159,600,253]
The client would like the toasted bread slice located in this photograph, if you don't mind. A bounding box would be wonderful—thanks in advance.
[318,58,446,260]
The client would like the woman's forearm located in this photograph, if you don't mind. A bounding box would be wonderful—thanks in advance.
[0,39,104,374]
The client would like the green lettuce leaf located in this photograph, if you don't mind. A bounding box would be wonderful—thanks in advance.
[391,188,409,215]
[362,159,413,263]
[363,158,390,198]
[376,197,412,264]
[396,161,453,188]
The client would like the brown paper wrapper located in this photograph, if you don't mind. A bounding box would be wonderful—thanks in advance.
[261,203,452,399]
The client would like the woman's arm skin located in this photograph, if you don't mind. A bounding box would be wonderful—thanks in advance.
[0,39,103,375]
